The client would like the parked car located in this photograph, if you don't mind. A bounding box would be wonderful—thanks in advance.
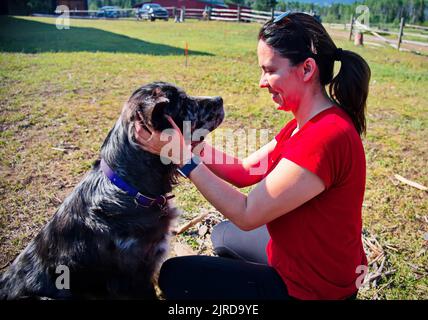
[137,3,169,21]
[96,6,121,19]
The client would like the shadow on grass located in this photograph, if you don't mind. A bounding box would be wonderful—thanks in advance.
[0,16,212,56]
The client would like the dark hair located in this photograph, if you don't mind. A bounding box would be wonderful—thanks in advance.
[258,13,371,136]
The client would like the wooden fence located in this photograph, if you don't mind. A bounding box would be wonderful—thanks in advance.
[165,6,280,22]
[329,18,428,51]
[165,7,205,20]
[210,7,282,23]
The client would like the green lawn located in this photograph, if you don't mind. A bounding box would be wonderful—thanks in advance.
[0,16,427,299]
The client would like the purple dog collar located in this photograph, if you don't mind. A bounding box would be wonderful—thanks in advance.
[100,158,174,208]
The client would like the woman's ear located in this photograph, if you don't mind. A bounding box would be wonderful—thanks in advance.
[302,58,317,82]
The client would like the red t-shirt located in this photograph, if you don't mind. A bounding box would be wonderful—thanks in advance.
[265,106,367,300]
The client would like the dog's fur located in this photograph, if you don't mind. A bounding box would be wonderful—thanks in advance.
[0,82,224,299]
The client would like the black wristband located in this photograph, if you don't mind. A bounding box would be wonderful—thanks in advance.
[177,156,201,178]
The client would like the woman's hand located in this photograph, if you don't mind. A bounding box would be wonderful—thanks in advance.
[134,115,192,167]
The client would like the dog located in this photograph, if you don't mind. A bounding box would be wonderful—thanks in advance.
[0,82,224,299]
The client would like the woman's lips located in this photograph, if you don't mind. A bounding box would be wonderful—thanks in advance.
[271,92,282,105]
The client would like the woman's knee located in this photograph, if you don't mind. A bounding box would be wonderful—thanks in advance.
[211,220,229,249]
[211,221,242,259]
[211,221,269,264]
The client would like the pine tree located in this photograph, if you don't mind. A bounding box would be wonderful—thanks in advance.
[254,0,276,11]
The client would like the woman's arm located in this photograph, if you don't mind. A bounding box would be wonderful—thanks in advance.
[188,157,325,231]
[197,139,277,188]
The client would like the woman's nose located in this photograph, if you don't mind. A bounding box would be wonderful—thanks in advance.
[259,75,268,88]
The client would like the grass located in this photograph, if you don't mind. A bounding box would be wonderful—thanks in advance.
[0,16,427,300]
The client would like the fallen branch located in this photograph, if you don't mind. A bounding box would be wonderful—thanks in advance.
[173,212,209,235]
[367,269,396,283]
[369,252,385,266]
[384,244,399,252]
[394,174,428,191]
[373,256,386,288]
[374,278,394,296]
[52,143,79,153]
[363,236,383,256]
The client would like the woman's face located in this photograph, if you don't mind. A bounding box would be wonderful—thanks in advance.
[257,40,302,112]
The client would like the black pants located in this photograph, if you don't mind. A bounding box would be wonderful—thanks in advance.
[158,221,293,300]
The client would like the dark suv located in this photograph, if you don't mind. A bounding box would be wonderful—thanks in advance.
[137,3,169,21]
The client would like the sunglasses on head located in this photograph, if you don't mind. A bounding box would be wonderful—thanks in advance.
[273,11,291,24]
[273,11,318,24]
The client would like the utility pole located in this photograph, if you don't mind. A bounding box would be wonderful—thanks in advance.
[349,14,354,41]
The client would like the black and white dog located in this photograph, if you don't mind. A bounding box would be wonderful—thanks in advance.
[0,82,224,299]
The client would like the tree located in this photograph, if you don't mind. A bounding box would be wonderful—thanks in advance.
[414,0,426,23]
[225,0,246,6]
[25,0,54,13]
[254,0,276,11]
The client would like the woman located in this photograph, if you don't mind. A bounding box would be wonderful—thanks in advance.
[135,12,371,300]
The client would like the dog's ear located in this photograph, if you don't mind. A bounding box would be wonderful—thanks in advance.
[151,97,170,130]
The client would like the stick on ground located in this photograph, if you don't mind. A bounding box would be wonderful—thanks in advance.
[173,212,209,235]
[394,174,428,191]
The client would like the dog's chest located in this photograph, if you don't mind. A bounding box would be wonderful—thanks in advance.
[108,209,175,259]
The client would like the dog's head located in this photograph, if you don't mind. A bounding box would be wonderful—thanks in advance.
[123,82,224,147]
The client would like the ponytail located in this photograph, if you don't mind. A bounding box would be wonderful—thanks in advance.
[329,51,371,136]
